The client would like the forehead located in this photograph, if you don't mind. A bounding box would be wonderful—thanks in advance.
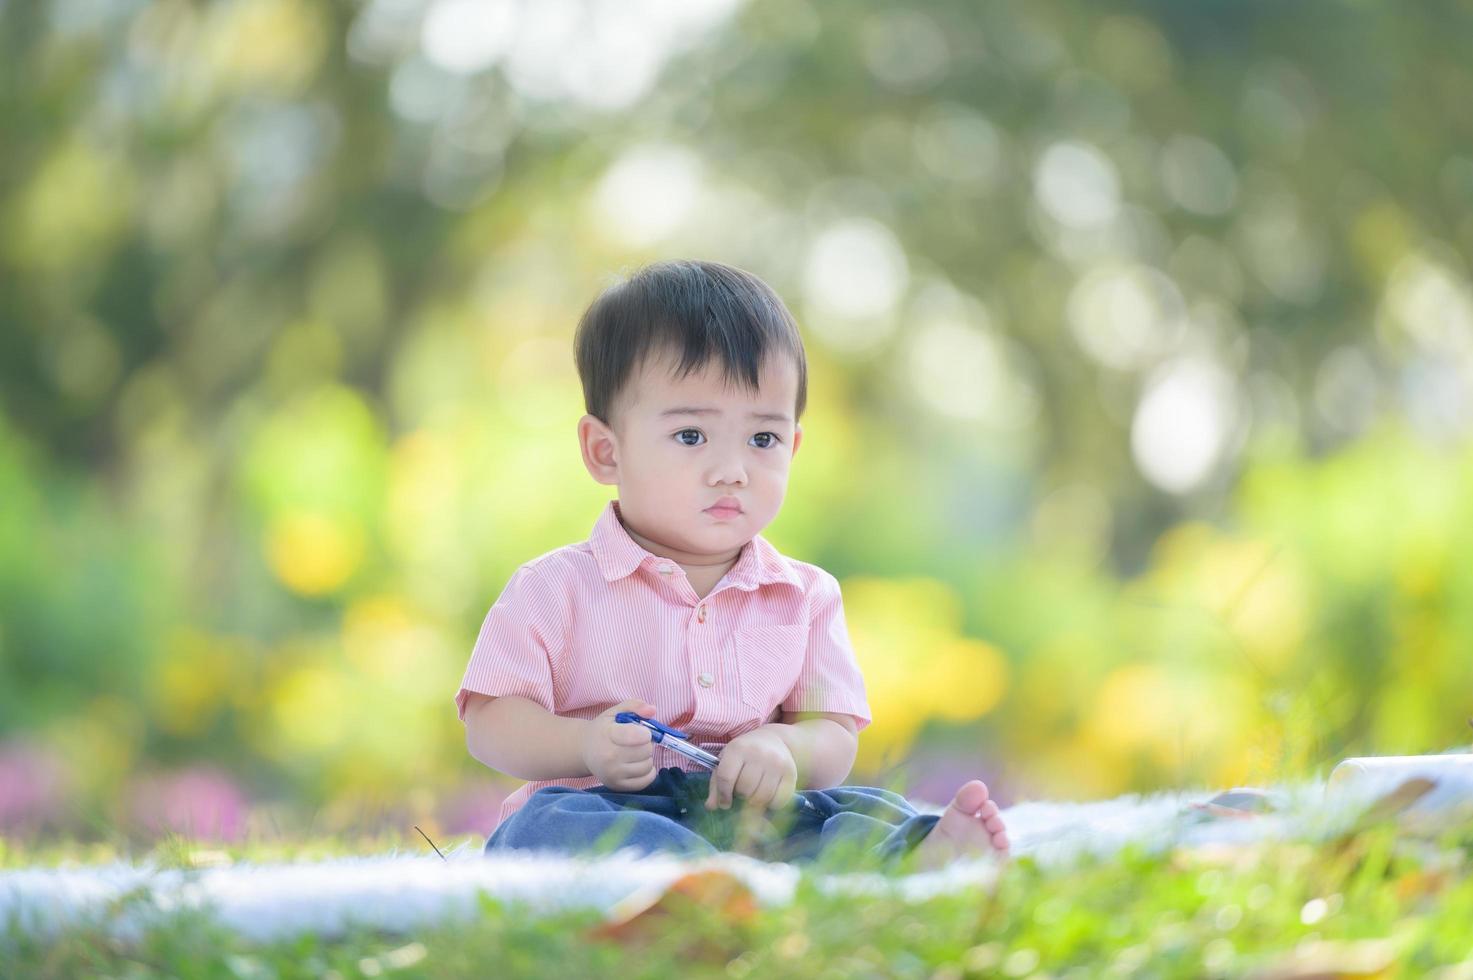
[625,351,798,416]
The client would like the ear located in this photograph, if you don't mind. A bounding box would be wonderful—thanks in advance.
[578,414,620,486]
[791,423,803,457]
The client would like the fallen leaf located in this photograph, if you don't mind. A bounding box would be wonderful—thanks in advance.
[589,869,760,952]
[1393,868,1452,902]
[1359,778,1437,825]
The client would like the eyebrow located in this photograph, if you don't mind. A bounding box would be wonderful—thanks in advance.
[659,406,793,424]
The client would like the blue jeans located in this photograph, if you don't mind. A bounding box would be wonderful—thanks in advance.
[484,767,940,866]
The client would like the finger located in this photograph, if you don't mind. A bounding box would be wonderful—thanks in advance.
[629,763,658,791]
[608,699,656,719]
[612,754,654,778]
[708,759,741,810]
[733,763,765,805]
[749,770,779,810]
[621,757,656,778]
[610,724,653,747]
[609,759,656,787]
[738,769,769,810]
[706,762,730,809]
[723,760,750,810]
[616,759,656,779]
[773,771,797,810]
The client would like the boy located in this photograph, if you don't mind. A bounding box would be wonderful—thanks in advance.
[456,260,1008,868]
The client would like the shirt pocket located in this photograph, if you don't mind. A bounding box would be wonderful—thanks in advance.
[732,624,808,714]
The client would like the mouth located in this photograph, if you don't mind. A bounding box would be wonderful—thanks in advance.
[704,498,744,518]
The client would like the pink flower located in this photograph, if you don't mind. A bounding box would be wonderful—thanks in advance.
[897,747,1013,811]
[438,783,509,837]
[0,739,70,833]
[127,766,249,842]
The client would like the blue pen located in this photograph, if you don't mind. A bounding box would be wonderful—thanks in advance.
[615,712,720,769]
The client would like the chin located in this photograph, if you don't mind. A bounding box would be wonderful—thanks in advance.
[720,521,761,545]
[695,520,748,543]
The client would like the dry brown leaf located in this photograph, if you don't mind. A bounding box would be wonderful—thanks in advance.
[1393,867,1453,902]
[588,868,760,951]
[1358,777,1436,826]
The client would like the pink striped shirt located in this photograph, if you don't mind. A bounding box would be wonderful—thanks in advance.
[456,499,871,829]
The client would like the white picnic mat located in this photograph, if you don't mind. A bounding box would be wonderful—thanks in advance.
[3,762,1469,949]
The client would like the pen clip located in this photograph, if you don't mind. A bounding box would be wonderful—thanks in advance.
[614,711,692,743]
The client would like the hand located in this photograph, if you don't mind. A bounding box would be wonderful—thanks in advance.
[706,727,798,812]
[581,699,658,792]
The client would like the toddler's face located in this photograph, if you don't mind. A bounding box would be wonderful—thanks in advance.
[587,350,802,560]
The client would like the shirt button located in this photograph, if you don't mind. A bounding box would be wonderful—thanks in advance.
[697,604,707,623]
[657,563,674,575]
[697,672,714,688]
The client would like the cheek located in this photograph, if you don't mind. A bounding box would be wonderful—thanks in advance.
[626,439,673,470]
[631,445,696,487]
[760,452,793,476]
[753,458,792,495]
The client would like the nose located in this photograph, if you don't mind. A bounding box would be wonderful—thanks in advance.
[705,450,747,487]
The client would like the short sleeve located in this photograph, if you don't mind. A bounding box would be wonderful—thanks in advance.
[455,564,566,722]
[780,571,872,730]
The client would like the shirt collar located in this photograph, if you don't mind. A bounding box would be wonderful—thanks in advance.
[589,499,804,594]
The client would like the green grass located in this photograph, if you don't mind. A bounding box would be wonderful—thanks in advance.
[0,830,458,873]
[4,826,1473,978]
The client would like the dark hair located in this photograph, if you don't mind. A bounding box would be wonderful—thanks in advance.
[574,260,808,426]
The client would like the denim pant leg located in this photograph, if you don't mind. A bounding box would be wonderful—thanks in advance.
[485,769,942,865]
[485,767,719,857]
[760,784,941,865]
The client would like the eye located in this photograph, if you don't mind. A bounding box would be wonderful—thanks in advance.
[674,428,705,446]
[750,432,781,449]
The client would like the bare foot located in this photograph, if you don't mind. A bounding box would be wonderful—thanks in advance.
[910,780,1009,871]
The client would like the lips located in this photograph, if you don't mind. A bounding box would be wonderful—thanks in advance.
[705,497,743,515]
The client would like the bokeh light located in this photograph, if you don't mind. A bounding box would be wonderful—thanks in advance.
[3,0,1471,843]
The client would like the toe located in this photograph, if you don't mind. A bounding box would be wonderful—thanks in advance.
[953,780,990,814]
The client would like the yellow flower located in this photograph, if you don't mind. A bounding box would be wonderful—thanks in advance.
[265,511,365,595]
[844,576,1010,767]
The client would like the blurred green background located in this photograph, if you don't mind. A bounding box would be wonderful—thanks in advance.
[2,0,1471,846]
